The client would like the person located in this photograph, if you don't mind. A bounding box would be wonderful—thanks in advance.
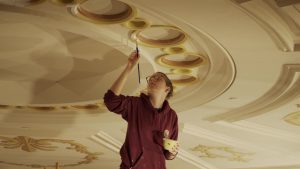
[103,50,179,169]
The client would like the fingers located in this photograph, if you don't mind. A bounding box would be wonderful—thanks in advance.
[164,130,169,138]
[128,50,140,65]
[130,50,139,58]
[169,142,179,155]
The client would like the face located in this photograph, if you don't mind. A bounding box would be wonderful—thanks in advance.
[146,73,170,95]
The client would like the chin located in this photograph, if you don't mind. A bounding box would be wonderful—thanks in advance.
[147,87,158,93]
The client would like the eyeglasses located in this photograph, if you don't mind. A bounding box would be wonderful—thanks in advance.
[146,74,165,84]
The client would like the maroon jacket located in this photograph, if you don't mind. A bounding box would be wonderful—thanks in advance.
[104,90,178,169]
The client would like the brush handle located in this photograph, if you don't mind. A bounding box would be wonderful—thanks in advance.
[136,46,141,84]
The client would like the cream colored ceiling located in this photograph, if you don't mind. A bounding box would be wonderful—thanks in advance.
[0,0,300,169]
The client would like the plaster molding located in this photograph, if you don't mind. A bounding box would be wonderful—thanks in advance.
[231,0,300,52]
[206,64,300,122]
[91,130,218,169]
[129,3,236,112]
[0,135,101,168]
[275,0,300,7]
[90,131,122,153]
[177,149,219,169]
[233,164,300,169]
[217,121,300,143]
[183,123,267,152]
[283,111,300,126]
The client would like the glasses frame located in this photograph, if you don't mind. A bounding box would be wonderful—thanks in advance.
[146,74,166,84]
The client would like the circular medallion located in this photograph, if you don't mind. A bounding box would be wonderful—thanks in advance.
[69,0,136,24]
[156,53,206,68]
[130,25,187,47]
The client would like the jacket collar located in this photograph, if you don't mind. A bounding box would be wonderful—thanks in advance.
[140,93,170,114]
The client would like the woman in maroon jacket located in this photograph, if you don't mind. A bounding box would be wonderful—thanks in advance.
[104,51,179,169]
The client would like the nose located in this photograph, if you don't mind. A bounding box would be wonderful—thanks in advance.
[152,76,161,81]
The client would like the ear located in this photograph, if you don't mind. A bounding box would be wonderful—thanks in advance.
[165,87,170,93]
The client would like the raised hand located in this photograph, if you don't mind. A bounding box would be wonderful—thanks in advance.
[127,51,140,70]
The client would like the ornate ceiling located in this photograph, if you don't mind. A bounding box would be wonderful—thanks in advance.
[0,0,300,169]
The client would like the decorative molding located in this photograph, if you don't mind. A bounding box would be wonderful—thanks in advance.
[233,164,300,169]
[68,0,136,24]
[0,136,101,168]
[232,0,252,4]
[183,123,264,152]
[283,111,300,126]
[231,0,300,52]
[0,136,57,152]
[216,121,300,143]
[133,4,236,112]
[162,46,186,54]
[206,64,300,122]
[123,17,150,30]
[167,73,198,86]
[0,101,107,112]
[129,25,188,48]
[51,0,80,6]
[155,53,206,69]
[275,0,300,7]
[177,149,218,169]
[90,130,218,169]
[90,131,122,153]
[0,0,46,6]
[190,144,253,162]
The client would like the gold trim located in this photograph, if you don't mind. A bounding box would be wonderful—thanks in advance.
[68,1,136,24]
[129,25,188,48]
[72,104,100,110]
[0,101,107,112]
[15,106,25,109]
[191,144,253,162]
[0,105,10,109]
[170,68,192,74]
[206,64,300,122]
[0,136,101,168]
[283,111,300,126]
[27,106,56,111]
[167,73,198,86]
[51,0,85,6]
[17,0,46,6]
[123,17,150,30]
[156,53,206,69]
[162,46,186,54]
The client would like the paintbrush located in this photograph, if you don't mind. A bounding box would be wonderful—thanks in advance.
[135,39,141,84]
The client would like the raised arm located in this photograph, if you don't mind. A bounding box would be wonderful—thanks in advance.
[103,51,140,121]
[110,51,140,95]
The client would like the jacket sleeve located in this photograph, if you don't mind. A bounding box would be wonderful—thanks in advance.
[103,89,134,121]
[169,114,179,140]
